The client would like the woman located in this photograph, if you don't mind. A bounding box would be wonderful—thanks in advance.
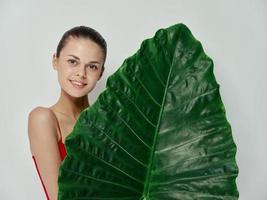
[27,26,107,200]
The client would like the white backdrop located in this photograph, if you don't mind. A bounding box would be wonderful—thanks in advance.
[0,0,266,199]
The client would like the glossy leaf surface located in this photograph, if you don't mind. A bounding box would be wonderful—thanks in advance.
[58,23,239,200]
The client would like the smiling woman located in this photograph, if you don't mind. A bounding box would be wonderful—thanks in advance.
[27,26,107,200]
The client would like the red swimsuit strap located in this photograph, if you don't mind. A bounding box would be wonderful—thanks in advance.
[50,109,63,143]
[50,109,67,160]
[32,155,50,200]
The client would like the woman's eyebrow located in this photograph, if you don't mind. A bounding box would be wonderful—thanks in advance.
[67,54,100,64]
[68,54,80,60]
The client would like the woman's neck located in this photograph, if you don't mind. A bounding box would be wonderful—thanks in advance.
[52,89,90,121]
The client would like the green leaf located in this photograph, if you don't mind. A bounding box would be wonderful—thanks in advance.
[58,23,239,200]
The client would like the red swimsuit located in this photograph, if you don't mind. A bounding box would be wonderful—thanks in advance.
[32,112,67,200]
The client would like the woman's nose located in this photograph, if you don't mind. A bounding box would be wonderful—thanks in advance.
[76,64,87,77]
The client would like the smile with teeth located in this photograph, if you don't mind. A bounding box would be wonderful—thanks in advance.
[70,80,87,88]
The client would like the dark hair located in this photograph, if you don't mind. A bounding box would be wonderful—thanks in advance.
[56,25,107,75]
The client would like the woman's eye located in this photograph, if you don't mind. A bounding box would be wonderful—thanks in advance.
[67,59,77,65]
[88,64,98,70]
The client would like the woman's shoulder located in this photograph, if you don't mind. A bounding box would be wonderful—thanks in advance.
[28,106,59,140]
[29,106,52,115]
[28,106,57,123]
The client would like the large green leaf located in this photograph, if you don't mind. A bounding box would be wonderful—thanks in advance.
[58,23,239,200]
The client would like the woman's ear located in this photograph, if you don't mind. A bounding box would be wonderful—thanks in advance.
[52,53,58,70]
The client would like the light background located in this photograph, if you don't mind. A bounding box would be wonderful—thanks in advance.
[0,0,266,199]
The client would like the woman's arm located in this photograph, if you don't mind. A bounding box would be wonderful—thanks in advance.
[28,107,61,200]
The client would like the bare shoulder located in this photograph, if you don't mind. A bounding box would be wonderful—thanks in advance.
[28,106,53,119]
[28,106,58,142]
[28,106,56,128]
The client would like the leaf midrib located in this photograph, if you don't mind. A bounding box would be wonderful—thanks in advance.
[142,29,181,197]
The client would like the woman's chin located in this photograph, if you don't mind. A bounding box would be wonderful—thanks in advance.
[61,88,89,98]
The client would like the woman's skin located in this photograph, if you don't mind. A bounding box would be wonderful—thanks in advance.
[28,36,105,200]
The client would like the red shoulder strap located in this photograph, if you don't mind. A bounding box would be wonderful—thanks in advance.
[49,108,63,142]
[32,155,50,200]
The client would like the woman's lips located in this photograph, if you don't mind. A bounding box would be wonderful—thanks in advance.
[70,80,87,89]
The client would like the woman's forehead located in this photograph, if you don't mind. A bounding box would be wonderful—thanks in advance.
[64,37,101,49]
[61,38,104,58]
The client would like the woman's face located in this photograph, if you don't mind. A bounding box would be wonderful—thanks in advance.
[52,37,104,98]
